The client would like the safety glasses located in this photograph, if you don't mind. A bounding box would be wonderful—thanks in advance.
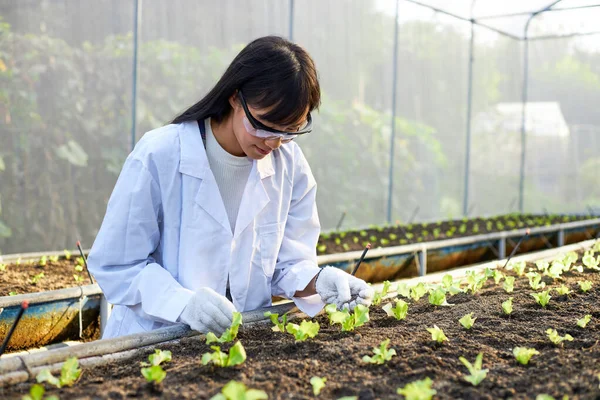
[238,90,312,143]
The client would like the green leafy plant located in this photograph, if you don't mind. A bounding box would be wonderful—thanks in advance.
[372,280,392,305]
[38,256,47,267]
[513,347,539,365]
[48,255,59,263]
[577,314,592,328]
[503,276,515,293]
[527,272,546,290]
[492,269,504,285]
[73,274,83,283]
[554,285,572,296]
[0,263,6,272]
[502,297,513,315]
[410,283,427,301]
[263,311,288,332]
[459,353,488,386]
[465,271,486,294]
[326,304,369,332]
[140,349,172,384]
[36,357,81,388]
[206,312,242,344]
[531,290,552,307]
[201,341,247,367]
[441,274,463,295]
[459,313,476,329]
[21,384,58,400]
[426,325,448,344]
[142,349,172,367]
[535,260,549,273]
[578,280,593,293]
[30,272,45,285]
[395,283,411,298]
[510,261,526,277]
[9,291,17,296]
[396,377,436,400]
[382,299,408,320]
[546,261,565,279]
[286,320,320,341]
[546,329,573,346]
[210,380,268,400]
[428,287,452,306]
[63,249,72,260]
[362,339,396,364]
[582,251,600,270]
[310,376,327,396]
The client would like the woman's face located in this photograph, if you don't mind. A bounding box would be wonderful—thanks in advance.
[228,94,308,160]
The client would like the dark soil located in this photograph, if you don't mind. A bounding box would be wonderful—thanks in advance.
[3,250,599,399]
[318,213,596,255]
[0,257,93,296]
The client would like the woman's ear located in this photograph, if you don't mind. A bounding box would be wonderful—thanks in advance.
[228,92,239,110]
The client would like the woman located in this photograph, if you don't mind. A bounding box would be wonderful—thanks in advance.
[88,36,373,339]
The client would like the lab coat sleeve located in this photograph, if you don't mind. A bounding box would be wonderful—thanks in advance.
[87,156,194,325]
[270,146,324,317]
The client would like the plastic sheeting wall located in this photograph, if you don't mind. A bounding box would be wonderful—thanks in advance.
[1,0,599,254]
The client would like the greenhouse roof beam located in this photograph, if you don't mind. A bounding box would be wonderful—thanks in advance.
[476,2,600,20]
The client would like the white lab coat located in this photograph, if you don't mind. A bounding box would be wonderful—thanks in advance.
[88,120,324,338]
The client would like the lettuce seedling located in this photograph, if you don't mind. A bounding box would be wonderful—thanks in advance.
[210,380,268,400]
[503,276,515,293]
[21,384,58,400]
[30,272,45,285]
[426,325,448,344]
[545,261,564,279]
[396,377,436,400]
[9,291,17,296]
[395,283,411,298]
[63,249,72,260]
[459,313,476,330]
[49,255,59,263]
[143,349,172,367]
[382,299,409,320]
[0,263,6,272]
[577,314,592,328]
[459,353,488,386]
[535,260,549,273]
[73,274,83,283]
[36,357,81,388]
[372,281,392,305]
[513,347,539,365]
[546,329,573,346]
[326,304,369,331]
[578,280,593,293]
[562,251,578,271]
[206,312,242,344]
[510,261,526,277]
[39,256,47,267]
[362,339,396,364]
[465,271,486,294]
[263,311,288,332]
[531,290,551,307]
[201,341,247,367]
[428,288,453,306]
[554,285,572,296]
[527,272,546,290]
[410,283,427,301]
[141,366,167,384]
[310,376,327,396]
[285,320,320,341]
[492,269,504,285]
[441,274,463,295]
[502,297,513,315]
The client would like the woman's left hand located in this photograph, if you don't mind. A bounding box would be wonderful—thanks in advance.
[315,266,374,311]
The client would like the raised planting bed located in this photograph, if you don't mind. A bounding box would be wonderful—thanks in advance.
[1,240,599,399]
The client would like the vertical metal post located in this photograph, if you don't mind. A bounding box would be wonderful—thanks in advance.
[288,0,295,41]
[498,237,506,259]
[463,2,476,216]
[417,247,427,276]
[557,229,565,247]
[386,0,400,224]
[100,295,112,338]
[130,0,141,151]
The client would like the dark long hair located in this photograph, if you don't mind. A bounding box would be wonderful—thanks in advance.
[172,36,320,126]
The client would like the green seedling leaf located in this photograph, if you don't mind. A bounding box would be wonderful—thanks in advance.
[21,383,59,400]
[492,269,504,285]
[527,272,546,290]
[63,249,72,260]
[410,283,427,301]
[0,263,6,272]
[426,325,448,344]
[206,312,242,344]
[395,283,411,298]
[326,304,369,332]
[30,272,45,285]
[310,376,327,396]
[141,365,166,384]
[36,370,60,388]
[513,347,539,365]
[459,313,476,330]
[36,357,81,388]
[382,299,408,321]
[577,314,592,328]
[263,311,288,332]
[502,297,513,315]
[578,280,593,293]
[531,290,551,307]
[362,339,396,364]
[546,329,573,346]
[582,251,600,270]
[9,291,17,296]
[201,341,247,367]
[554,285,572,296]
[546,261,564,279]
[38,256,47,267]
[210,380,268,400]
[372,280,392,305]
[286,320,320,341]
[74,265,84,272]
[465,271,486,294]
[396,377,436,400]
[48,255,59,263]
[510,261,526,277]
[459,353,488,386]
[535,260,549,273]
[428,288,453,306]
[441,274,463,295]
[503,276,515,293]
[148,349,172,366]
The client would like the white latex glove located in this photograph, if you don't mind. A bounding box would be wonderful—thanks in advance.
[178,287,237,335]
[315,266,374,311]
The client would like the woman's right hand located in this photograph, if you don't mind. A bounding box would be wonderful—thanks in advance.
[178,287,237,335]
